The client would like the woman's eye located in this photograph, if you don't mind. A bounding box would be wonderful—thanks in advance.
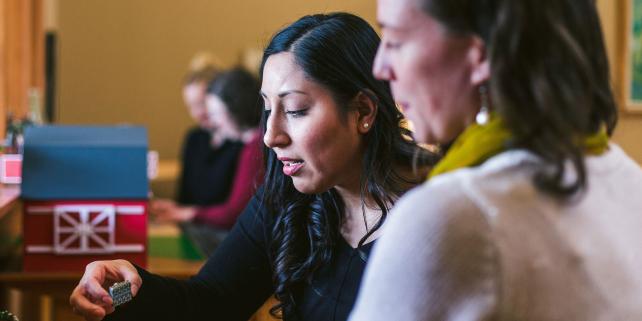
[285,108,309,117]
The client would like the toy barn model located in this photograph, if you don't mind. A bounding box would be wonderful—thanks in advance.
[21,126,149,272]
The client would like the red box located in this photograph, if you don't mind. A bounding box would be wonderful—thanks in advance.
[23,200,147,272]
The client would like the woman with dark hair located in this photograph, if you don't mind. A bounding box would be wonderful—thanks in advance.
[69,12,437,321]
[350,0,642,320]
[152,67,264,230]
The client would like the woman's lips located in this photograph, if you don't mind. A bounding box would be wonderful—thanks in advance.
[278,157,305,176]
[283,163,303,176]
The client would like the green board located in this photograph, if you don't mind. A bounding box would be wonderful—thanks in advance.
[148,234,204,261]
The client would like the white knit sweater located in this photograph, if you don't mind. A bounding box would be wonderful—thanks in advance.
[350,144,642,321]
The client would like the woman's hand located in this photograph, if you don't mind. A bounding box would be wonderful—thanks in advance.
[150,198,197,223]
[69,260,142,321]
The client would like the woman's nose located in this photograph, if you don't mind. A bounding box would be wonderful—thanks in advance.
[373,46,395,81]
[263,113,290,148]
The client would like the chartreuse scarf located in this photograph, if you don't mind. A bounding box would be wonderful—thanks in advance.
[428,115,609,179]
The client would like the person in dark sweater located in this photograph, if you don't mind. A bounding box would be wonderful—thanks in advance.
[152,68,263,229]
[150,54,245,219]
[69,13,438,321]
[175,127,243,207]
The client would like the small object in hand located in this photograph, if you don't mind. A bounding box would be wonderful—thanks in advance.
[109,280,132,307]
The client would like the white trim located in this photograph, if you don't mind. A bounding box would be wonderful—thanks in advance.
[27,205,146,215]
[26,206,54,214]
[115,206,145,215]
[26,246,54,253]
[2,177,21,184]
[26,244,145,254]
[113,244,145,252]
[55,205,115,212]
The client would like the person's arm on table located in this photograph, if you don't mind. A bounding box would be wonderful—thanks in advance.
[71,189,273,321]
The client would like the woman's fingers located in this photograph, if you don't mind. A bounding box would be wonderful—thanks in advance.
[87,275,112,300]
[70,260,142,320]
[112,259,143,296]
[69,284,107,321]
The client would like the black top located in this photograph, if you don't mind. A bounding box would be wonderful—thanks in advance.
[177,127,244,206]
[106,187,374,321]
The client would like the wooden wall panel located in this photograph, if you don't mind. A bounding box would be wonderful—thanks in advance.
[0,0,44,140]
[0,0,8,137]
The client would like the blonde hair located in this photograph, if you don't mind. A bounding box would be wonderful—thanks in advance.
[183,52,221,85]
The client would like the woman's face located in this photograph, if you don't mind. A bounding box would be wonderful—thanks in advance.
[182,82,211,129]
[373,0,487,144]
[262,52,364,194]
[205,94,242,140]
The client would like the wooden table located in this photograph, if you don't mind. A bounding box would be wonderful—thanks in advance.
[0,256,204,321]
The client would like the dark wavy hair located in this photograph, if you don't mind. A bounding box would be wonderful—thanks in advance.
[207,67,262,129]
[259,13,438,319]
[419,0,617,198]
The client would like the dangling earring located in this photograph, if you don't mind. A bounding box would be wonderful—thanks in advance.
[475,84,490,125]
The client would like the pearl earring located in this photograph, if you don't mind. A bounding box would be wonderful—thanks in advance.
[363,123,369,129]
[475,84,490,125]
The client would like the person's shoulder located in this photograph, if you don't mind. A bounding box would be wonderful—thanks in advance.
[240,132,263,154]
[386,150,539,237]
[399,175,460,206]
[357,174,500,321]
[378,176,496,284]
[242,185,266,211]
[386,177,481,247]
[232,185,278,245]
[236,185,270,223]
[433,149,540,212]
[240,131,263,151]
[392,174,479,225]
[588,143,642,177]
[184,127,210,144]
[186,126,209,137]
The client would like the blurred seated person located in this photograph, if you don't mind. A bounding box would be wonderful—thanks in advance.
[152,67,263,230]
[176,54,245,208]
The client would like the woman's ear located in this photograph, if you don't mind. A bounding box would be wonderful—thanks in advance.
[468,36,490,86]
[354,90,378,134]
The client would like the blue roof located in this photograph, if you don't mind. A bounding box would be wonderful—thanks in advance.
[24,125,147,147]
[21,125,149,200]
